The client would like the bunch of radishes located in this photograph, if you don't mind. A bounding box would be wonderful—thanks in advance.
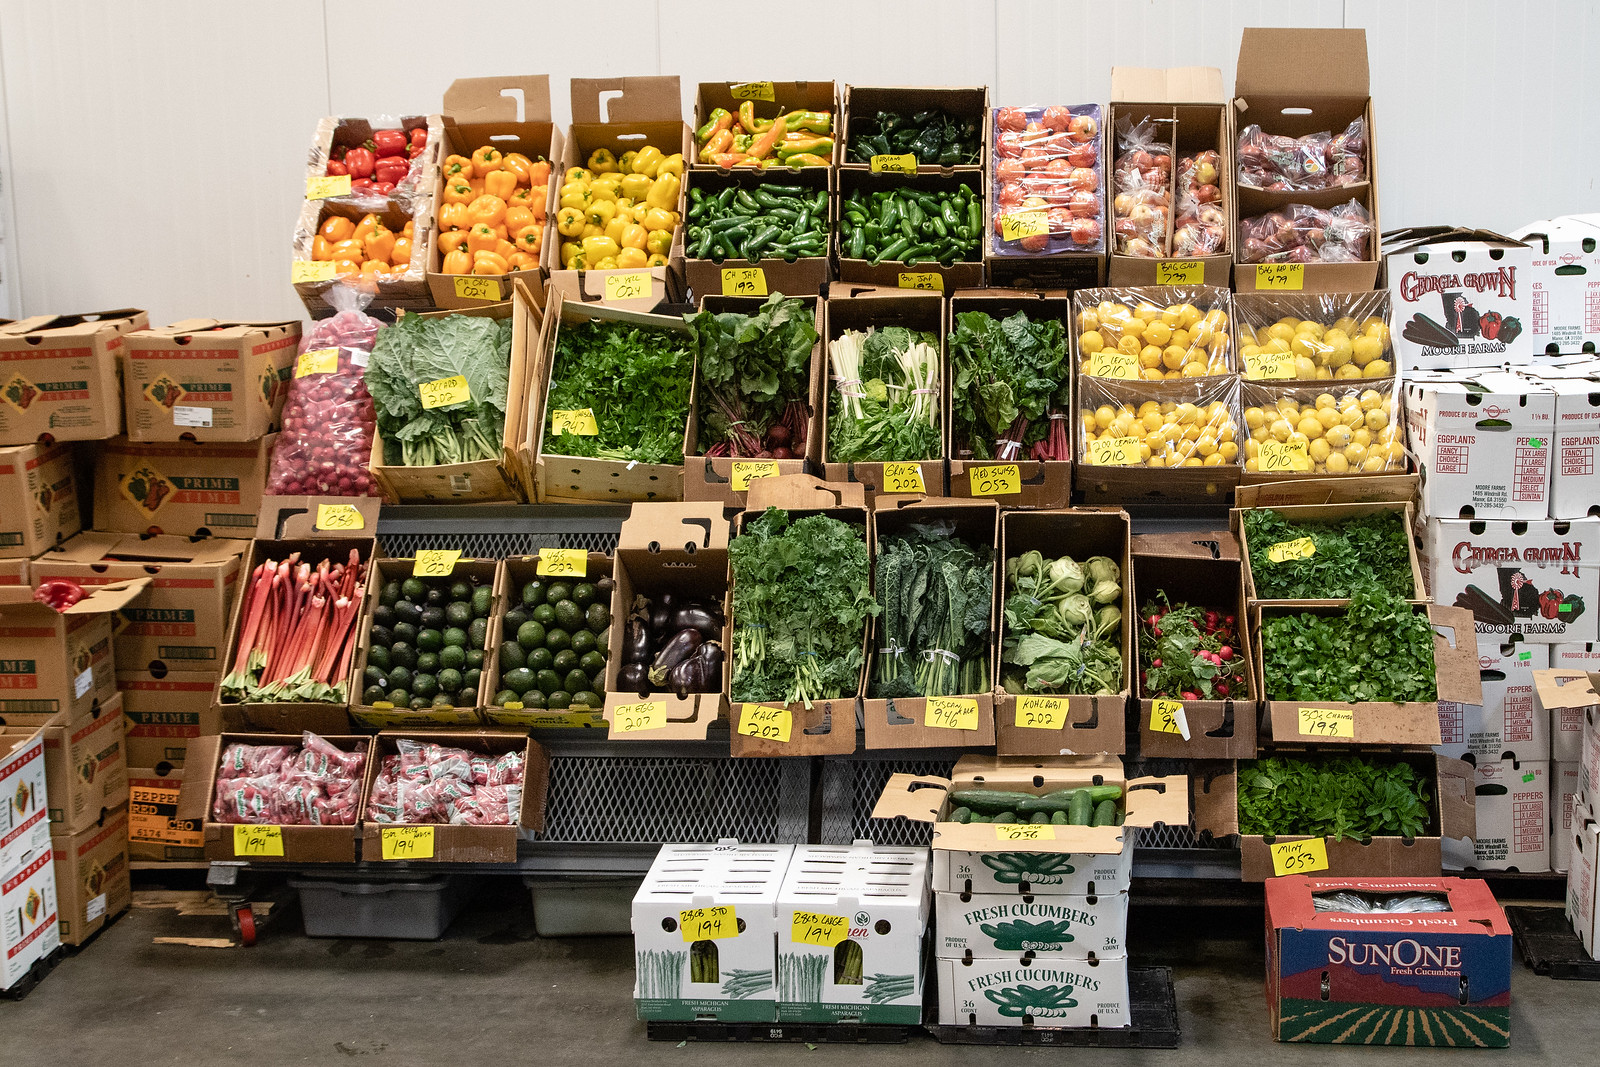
[1138,594,1246,701]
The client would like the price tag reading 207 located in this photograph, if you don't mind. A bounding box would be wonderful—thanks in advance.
[679,905,740,941]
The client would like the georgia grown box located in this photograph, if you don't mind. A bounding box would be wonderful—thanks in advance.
[1231,499,1426,605]
[994,509,1131,758]
[483,551,613,730]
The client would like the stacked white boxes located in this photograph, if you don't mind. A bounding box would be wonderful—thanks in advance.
[0,725,60,990]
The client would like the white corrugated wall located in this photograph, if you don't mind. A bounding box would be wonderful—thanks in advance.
[0,0,1594,323]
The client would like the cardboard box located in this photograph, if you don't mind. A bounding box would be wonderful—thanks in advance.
[50,803,129,946]
[1192,754,1476,881]
[0,839,58,991]
[0,559,25,586]
[1403,372,1555,520]
[1233,475,1421,511]
[839,85,984,174]
[0,309,147,446]
[1533,671,1600,799]
[124,320,300,442]
[39,695,126,834]
[775,843,929,1025]
[304,114,439,212]
[632,841,792,1023]
[1234,499,1424,604]
[116,669,221,769]
[1436,641,1549,762]
[252,494,381,542]
[936,955,1131,1028]
[0,725,50,867]
[935,890,1127,961]
[682,168,832,303]
[292,198,434,317]
[1512,216,1600,356]
[1384,229,1532,371]
[1231,29,1380,293]
[1074,380,1242,508]
[0,442,80,559]
[820,284,947,499]
[994,509,1130,758]
[484,551,613,730]
[126,767,202,863]
[0,578,146,719]
[1535,375,1600,520]
[1547,649,1600,761]
[1554,761,1582,874]
[695,80,839,170]
[32,532,245,672]
[1264,877,1510,1047]
[862,498,997,750]
[1419,517,1598,645]
[95,436,274,538]
[945,290,1073,510]
[985,103,1107,292]
[1567,794,1600,954]
[1450,756,1550,873]
[836,169,984,291]
[359,731,546,864]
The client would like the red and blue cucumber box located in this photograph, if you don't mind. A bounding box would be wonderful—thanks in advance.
[1264,877,1511,1047]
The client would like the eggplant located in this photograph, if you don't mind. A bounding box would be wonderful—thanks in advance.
[650,605,673,639]
[668,639,724,696]
[672,605,722,638]
[617,662,648,694]
[648,628,702,686]
[622,617,653,665]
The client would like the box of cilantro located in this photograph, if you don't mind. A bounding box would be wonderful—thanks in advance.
[526,289,695,503]
[1233,500,1425,606]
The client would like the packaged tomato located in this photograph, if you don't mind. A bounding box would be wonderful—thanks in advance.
[1111,118,1173,258]
[990,104,1105,256]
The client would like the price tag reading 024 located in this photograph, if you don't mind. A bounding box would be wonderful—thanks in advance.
[412,550,462,578]
[603,271,650,301]
[679,905,740,941]
[453,275,501,301]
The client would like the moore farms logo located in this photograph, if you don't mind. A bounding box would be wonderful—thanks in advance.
[142,375,186,410]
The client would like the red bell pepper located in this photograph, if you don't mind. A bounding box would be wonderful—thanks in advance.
[1541,589,1562,619]
[410,126,428,153]
[350,178,377,194]
[373,181,396,197]
[371,129,408,158]
[373,155,409,186]
[325,159,349,177]
[33,578,85,612]
[1480,311,1503,340]
[343,146,376,179]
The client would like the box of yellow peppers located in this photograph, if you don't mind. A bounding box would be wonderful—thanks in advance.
[551,147,682,274]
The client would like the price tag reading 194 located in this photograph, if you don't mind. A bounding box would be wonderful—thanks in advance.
[679,905,740,941]
[1255,263,1305,291]
[730,460,779,491]
[969,464,1021,496]
[882,462,925,494]
[926,696,979,732]
[1266,537,1317,564]
[233,824,284,857]
[1015,694,1069,730]
[738,704,792,743]
[721,267,768,296]
[412,550,462,577]
[419,374,471,410]
[536,548,587,577]
[1269,837,1330,876]
[994,823,1056,842]
[612,700,667,734]
[381,826,435,861]
[315,503,364,531]
[791,910,849,946]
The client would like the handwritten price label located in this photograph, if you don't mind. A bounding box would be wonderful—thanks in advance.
[292,260,336,284]
[233,824,284,857]
[612,700,667,734]
[791,910,849,947]
[871,153,918,175]
[729,81,776,102]
[1269,837,1330,876]
[603,271,651,301]
[1156,260,1204,285]
[730,460,780,491]
[680,906,739,942]
[1244,350,1296,380]
[1088,437,1141,466]
[1298,706,1355,739]
[738,704,792,743]
[1266,537,1317,564]
[419,374,471,409]
[306,174,353,199]
[969,464,1021,495]
[882,462,925,494]
[1015,695,1069,731]
[721,266,768,296]
[453,275,501,301]
[1255,263,1305,291]
[926,696,979,732]
[1089,349,1141,380]
[1259,439,1313,473]
[897,272,943,291]
[295,347,339,378]
[549,408,599,436]
[993,823,1056,842]
[1150,698,1187,737]
[1000,211,1048,242]
[537,548,588,577]
[412,550,462,577]
[315,503,364,531]
[381,826,435,860]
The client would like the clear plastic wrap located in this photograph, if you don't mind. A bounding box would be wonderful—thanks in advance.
[1240,380,1404,476]
[1074,286,1234,380]
[1312,891,1451,914]
[1236,117,1367,191]
[364,741,525,827]
[1235,291,1393,382]
[1173,149,1227,255]
[309,115,438,213]
[990,104,1105,256]
[266,283,382,497]
[1237,199,1373,264]
[1110,117,1172,258]
[212,733,368,826]
[1077,377,1241,470]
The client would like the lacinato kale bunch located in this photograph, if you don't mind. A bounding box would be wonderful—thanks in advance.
[872,523,993,699]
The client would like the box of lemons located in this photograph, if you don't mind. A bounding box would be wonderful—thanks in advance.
[359,566,494,711]
[492,572,613,712]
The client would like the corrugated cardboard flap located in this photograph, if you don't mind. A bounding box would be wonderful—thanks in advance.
[1189,761,1239,838]
[173,734,223,823]
[0,576,152,615]
[254,496,382,539]
[0,308,146,336]
[618,501,730,553]
[1382,227,1528,256]
[44,532,243,567]
[443,75,552,123]
[1430,604,1483,705]
[1534,668,1600,711]
[1235,28,1369,99]
[1234,476,1418,509]
[1437,755,1476,842]
[1131,529,1239,561]
[869,772,951,823]
[147,319,300,338]
[747,474,867,510]
[571,76,682,124]
[1111,66,1224,104]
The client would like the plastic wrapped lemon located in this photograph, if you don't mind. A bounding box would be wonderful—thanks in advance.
[1081,398,1239,467]
[1242,387,1405,475]
[1081,298,1231,379]
[1240,311,1394,381]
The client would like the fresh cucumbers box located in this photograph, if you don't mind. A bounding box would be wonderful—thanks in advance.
[936,954,1131,1028]
[934,890,1127,960]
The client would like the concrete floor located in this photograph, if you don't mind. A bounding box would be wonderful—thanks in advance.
[7,879,1600,1066]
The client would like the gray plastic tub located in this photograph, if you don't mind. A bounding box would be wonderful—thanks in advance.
[289,874,471,940]
[524,876,641,937]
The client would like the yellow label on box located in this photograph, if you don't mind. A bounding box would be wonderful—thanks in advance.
[549,408,599,436]
[994,823,1056,842]
[1270,837,1330,876]
[1015,695,1069,731]
[315,503,364,531]
[381,826,435,861]
[612,700,667,734]
[1089,350,1141,380]
[1255,263,1305,291]
[881,462,925,494]
[729,81,776,102]
[292,260,336,284]
[730,460,780,491]
[603,271,651,301]
[999,211,1048,242]
[1150,698,1186,736]
[536,548,588,577]
[1243,351,1296,380]
[680,905,739,941]
[419,374,471,409]
[413,550,462,577]
[871,153,918,175]
[926,696,979,732]
[306,174,352,199]
[453,275,501,301]
[897,272,943,291]
[969,464,1021,496]
[791,910,849,946]
[233,824,284,857]
[1267,537,1317,564]
[1156,259,1204,285]
[1298,706,1355,739]
[295,347,339,378]
[738,704,792,744]
[1088,436,1141,466]
[721,267,768,296]
[1259,439,1313,473]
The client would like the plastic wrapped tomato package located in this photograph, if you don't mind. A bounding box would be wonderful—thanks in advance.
[1077,377,1242,471]
[212,733,369,826]
[1074,286,1233,381]
[1111,118,1172,258]
[990,104,1104,255]
[365,740,525,827]
[1237,199,1373,264]
[1236,117,1366,191]
[265,282,382,497]
[1173,149,1227,256]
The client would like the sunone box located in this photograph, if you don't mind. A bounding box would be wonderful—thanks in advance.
[1436,640,1549,761]
[1404,373,1555,520]
[1419,517,1598,645]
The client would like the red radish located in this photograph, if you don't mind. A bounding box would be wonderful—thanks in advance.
[1219,646,1233,661]
[1217,682,1229,696]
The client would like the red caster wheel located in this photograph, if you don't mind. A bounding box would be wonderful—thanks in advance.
[235,905,257,947]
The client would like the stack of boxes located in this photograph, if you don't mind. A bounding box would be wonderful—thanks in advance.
[1543,669,1600,951]
[0,724,58,989]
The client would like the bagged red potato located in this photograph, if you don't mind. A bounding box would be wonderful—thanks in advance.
[1238,199,1373,264]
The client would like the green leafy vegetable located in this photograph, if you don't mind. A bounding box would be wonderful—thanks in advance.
[1243,508,1414,600]
[1261,586,1437,703]
[826,327,940,463]
[1001,551,1123,696]
[949,310,1072,461]
[367,313,512,467]
[543,320,694,465]
[1139,594,1247,700]
[871,523,993,699]
[1238,755,1433,840]
[683,294,816,457]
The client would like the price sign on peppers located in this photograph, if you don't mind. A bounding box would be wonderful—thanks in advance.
[738,704,792,744]
[730,460,779,491]
[603,272,650,301]
[897,272,943,291]
[1150,699,1187,737]
[549,408,599,436]
[969,464,1021,495]
[1259,439,1312,473]
[233,825,284,857]
[882,462,925,494]
[1243,350,1296,380]
[314,503,364,531]
[536,548,587,577]
[292,260,335,284]
[1089,350,1140,380]
[994,823,1056,842]
[1155,260,1204,285]
[1088,437,1141,466]
[419,375,471,410]
[306,174,352,199]
[729,81,775,102]
[381,826,435,860]
[453,276,501,301]
[926,696,979,731]
[1269,838,1329,876]
[1015,695,1069,731]
[1266,537,1317,564]
[791,910,848,946]
[871,154,918,175]
[413,550,461,577]
[721,267,768,296]
[1298,706,1355,739]
[295,347,339,378]
[1000,211,1048,242]
[1255,263,1305,291]
[680,905,740,941]
[612,700,667,734]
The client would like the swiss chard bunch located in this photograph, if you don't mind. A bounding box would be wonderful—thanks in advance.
[1243,508,1415,600]
[1001,552,1123,696]
[827,326,941,463]
[1138,594,1246,700]
[684,294,816,459]
[1261,586,1437,703]
[543,320,694,465]
[366,313,511,467]
[1238,755,1433,840]
[949,310,1072,462]
[871,523,993,699]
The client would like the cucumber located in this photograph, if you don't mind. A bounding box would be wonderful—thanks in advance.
[1092,799,1118,827]
[1050,810,1069,825]
[1067,792,1094,826]
[949,806,972,824]
[949,789,1041,815]
[1016,785,1123,815]
[1083,785,1123,804]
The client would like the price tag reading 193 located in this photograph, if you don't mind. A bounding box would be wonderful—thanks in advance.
[1269,837,1330,876]
[679,905,740,941]
[897,272,943,291]
[721,267,768,296]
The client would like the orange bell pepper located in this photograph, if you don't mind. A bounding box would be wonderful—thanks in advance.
[390,236,412,267]
[318,215,355,243]
[332,258,361,276]
[502,153,534,184]
[439,230,470,256]
[466,223,499,254]
[504,206,535,236]
[494,239,516,261]
[442,249,472,275]
[528,160,551,187]
[359,260,389,279]
[363,227,396,264]
[472,251,510,275]
[530,186,549,220]
[352,213,380,243]
[507,186,538,212]
[467,195,507,229]
[402,220,414,237]
[329,238,365,262]
[442,176,475,205]
[508,251,539,272]
[312,235,334,261]
[439,201,469,231]
[468,176,485,196]
[471,146,503,176]
[484,169,517,200]
[443,154,473,180]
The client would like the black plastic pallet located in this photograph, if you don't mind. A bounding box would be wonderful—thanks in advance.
[926,966,1180,1047]
[0,945,64,1001]
[1508,906,1600,981]
[646,1019,912,1043]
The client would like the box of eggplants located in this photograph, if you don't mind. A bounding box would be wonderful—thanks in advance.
[484,552,614,729]
[615,593,726,700]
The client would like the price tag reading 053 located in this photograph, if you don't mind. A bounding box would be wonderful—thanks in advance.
[679,905,740,941]
[1269,837,1330,876]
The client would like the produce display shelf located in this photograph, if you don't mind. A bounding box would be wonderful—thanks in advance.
[926,966,1180,1047]
[1507,906,1600,981]
[646,1020,912,1044]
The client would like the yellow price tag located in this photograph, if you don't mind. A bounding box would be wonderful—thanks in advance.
[969,464,1022,495]
[315,503,364,531]
[1244,350,1297,380]
[1150,698,1187,736]
[292,260,336,284]
[612,700,667,734]
[1087,437,1141,466]
[680,905,740,941]
[897,272,943,291]
[791,910,849,946]
[738,704,792,743]
[295,347,339,378]
[731,460,780,491]
[549,408,599,436]
[453,276,501,301]
[412,550,462,577]
[603,271,651,301]
[1269,837,1330,876]
[729,81,776,102]
[536,548,588,577]
[381,826,435,860]
[233,824,284,857]
[881,462,925,494]
[1255,263,1305,291]
[1266,537,1317,564]
[871,154,918,175]
[926,696,979,731]
[1089,350,1141,380]
[721,267,768,296]
[1156,260,1204,285]
[1000,211,1048,242]
[306,174,352,199]
[419,375,471,410]
[1298,706,1355,739]
[1259,439,1313,473]
[993,823,1056,842]
[1015,695,1069,731]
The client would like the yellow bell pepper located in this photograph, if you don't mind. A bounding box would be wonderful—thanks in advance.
[569,251,589,270]
[645,228,673,257]
[564,166,593,183]
[604,217,627,246]
[644,173,680,211]
[443,154,474,180]
[619,223,648,251]
[656,153,684,178]
[580,224,603,240]
[484,169,517,200]
[619,173,653,201]
[593,171,623,191]
[561,240,581,267]
[442,176,476,205]
[502,153,535,184]
[646,252,669,268]
[593,256,619,270]
[466,223,499,254]
[439,201,469,231]
[587,148,618,173]
[473,250,510,275]
[443,248,472,275]
[471,146,503,176]
[555,207,586,237]
[642,208,675,233]
[630,146,664,178]
[504,206,535,237]
[582,235,621,262]
[390,236,412,267]
[559,184,591,211]
[588,182,617,204]
[363,226,396,264]
[585,200,617,230]
[467,194,508,229]
[616,150,637,174]
[616,247,648,269]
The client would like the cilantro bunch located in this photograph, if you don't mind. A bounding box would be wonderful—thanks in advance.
[948,310,1072,461]
[1261,586,1437,703]
[543,320,693,465]
[1243,508,1414,600]
[1238,756,1433,840]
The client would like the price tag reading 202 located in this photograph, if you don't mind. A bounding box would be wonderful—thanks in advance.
[1015,694,1069,730]
[679,905,740,941]
[419,374,471,410]
[881,462,925,494]
[738,704,792,744]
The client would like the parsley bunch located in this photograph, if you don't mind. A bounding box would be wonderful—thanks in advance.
[543,320,694,465]
[1238,756,1433,840]
[1261,586,1437,703]
[1243,508,1414,600]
